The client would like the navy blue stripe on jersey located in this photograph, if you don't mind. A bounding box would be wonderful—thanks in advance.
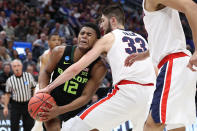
[151,62,168,123]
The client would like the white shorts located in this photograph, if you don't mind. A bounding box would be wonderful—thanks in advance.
[151,52,197,128]
[62,81,155,131]
[31,121,43,131]
[35,84,40,93]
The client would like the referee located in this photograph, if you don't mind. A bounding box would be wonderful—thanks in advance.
[3,59,36,131]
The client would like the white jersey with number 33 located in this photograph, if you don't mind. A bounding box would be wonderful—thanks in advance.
[107,29,156,85]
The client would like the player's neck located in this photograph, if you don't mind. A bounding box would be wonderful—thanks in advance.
[74,47,87,62]
[112,24,124,31]
[49,49,52,53]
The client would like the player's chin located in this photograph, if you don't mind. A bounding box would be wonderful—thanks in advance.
[78,45,90,51]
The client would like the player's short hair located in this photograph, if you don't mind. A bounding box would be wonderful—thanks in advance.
[81,22,101,39]
[48,32,60,40]
[102,4,125,26]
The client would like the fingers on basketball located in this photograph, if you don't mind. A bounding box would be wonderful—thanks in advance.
[28,93,56,121]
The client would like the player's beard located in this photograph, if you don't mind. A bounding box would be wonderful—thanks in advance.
[105,21,112,34]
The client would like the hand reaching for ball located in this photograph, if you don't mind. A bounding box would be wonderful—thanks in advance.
[38,100,61,121]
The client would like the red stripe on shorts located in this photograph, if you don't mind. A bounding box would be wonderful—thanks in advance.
[158,52,188,69]
[79,80,154,120]
[161,59,173,124]
[79,85,119,120]
[118,80,154,86]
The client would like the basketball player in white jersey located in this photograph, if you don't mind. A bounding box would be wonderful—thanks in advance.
[125,0,197,131]
[38,4,156,131]
[31,32,61,131]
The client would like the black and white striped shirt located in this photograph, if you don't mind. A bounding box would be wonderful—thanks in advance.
[5,72,36,102]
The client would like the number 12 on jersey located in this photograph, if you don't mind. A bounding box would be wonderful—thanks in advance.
[64,81,79,95]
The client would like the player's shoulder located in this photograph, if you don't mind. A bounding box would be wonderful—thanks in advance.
[102,32,115,42]
[92,57,107,72]
[48,45,67,61]
[52,45,66,54]
[41,49,49,56]
[40,50,49,62]
[99,32,115,52]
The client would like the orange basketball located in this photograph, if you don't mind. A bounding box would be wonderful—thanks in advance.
[28,93,56,121]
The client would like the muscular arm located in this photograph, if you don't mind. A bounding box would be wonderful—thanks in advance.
[38,46,65,89]
[58,60,107,115]
[39,47,65,131]
[45,33,113,92]
[39,60,107,121]
[40,54,47,72]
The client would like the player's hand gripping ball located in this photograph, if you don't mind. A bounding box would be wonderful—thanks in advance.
[28,93,56,121]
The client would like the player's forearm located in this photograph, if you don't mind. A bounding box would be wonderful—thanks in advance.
[140,50,150,59]
[48,50,98,91]
[184,2,197,51]
[47,64,81,92]
[136,50,150,61]
[38,70,51,89]
[58,96,90,115]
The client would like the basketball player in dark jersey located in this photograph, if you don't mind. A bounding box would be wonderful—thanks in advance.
[38,23,107,131]
[31,32,62,131]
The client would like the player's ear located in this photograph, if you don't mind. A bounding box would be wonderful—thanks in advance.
[110,16,117,26]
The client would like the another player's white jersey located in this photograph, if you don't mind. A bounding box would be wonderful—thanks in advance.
[142,0,191,65]
[107,29,156,85]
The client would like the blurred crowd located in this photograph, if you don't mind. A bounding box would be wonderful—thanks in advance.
[0,0,195,104]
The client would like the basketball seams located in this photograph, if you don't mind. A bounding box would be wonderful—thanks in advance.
[28,99,43,106]
[31,95,53,118]
[28,93,45,109]
[28,93,56,120]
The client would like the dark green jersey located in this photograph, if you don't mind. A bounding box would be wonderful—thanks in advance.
[50,45,99,121]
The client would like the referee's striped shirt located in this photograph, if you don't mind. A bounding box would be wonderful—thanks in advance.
[5,72,36,102]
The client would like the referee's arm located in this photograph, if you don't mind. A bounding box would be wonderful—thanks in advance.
[3,93,11,117]
[29,73,37,96]
[3,78,12,117]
